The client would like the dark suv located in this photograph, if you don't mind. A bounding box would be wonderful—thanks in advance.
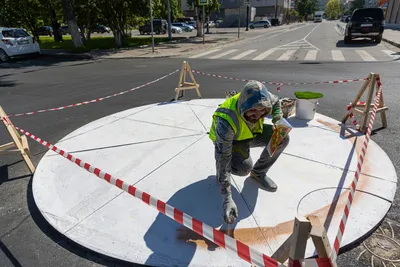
[344,8,385,44]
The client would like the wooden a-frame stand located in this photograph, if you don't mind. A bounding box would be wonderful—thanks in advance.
[268,215,337,267]
[0,106,35,173]
[174,61,202,101]
[341,73,388,133]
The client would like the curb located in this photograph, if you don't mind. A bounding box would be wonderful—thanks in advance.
[382,37,400,48]
[40,50,94,60]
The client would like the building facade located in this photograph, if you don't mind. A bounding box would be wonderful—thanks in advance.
[384,0,400,26]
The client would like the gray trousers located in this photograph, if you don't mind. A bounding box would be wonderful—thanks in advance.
[229,124,290,179]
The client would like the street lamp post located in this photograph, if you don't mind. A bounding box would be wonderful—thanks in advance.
[149,0,155,53]
[167,0,172,40]
[245,1,250,31]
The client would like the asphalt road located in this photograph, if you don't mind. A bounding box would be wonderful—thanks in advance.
[178,20,400,62]
[0,54,399,267]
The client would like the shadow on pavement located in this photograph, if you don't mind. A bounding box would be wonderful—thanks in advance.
[336,39,379,47]
[0,55,94,71]
[0,74,18,87]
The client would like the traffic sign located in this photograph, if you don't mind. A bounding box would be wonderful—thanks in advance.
[198,0,208,5]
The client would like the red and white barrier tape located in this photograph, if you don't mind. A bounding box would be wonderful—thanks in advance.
[346,104,360,129]
[8,69,179,118]
[331,77,383,262]
[5,121,283,267]
[191,69,368,91]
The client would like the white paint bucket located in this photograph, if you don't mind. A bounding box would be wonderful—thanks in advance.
[295,98,320,120]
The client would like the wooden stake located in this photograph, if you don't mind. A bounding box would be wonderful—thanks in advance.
[310,226,338,267]
[174,61,202,101]
[289,216,312,266]
[0,106,35,173]
[342,73,388,133]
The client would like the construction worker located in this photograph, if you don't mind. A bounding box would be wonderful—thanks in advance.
[209,80,290,224]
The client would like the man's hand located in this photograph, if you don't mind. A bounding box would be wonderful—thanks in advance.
[222,194,238,224]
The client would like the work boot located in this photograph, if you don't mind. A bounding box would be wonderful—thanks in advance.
[250,171,278,192]
[221,186,238,224]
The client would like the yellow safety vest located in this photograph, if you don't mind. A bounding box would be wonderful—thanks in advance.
[209,93,264,142]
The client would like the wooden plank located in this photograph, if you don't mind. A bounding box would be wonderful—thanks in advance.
[0,142,15,151]
[341,74,371,123]
[289,216,312,265]
[310,226,337,267]
[360,73,377,133]
[0,106,36,173]
[271,234,293,263]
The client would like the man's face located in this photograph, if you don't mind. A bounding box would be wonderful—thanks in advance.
[244,107,269,123]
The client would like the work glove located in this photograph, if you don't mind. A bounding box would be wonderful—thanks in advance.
[221,186,238,224]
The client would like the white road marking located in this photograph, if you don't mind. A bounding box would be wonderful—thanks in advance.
[189,48,221,58]
[209,49,238,59]
[252,49,276,60]
[332,50,345,61]
[356,50,377,61]
[381,50,400,60]
[305,50,318,60]
[230,49,257,60]
[277,50,296,61]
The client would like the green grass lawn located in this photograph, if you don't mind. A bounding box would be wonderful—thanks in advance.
[38,35,184,53]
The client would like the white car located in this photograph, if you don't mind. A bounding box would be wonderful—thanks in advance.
[0,27,40,62]
[171,25,183,34]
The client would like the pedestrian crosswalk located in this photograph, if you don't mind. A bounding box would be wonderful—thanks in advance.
[186,48,399,62]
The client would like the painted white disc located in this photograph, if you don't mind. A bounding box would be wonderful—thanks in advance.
[32,99,397,266]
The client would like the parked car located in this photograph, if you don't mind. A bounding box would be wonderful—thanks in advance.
[36,26,53,36]
[91,24,111,33]
[344,7,385,44]
[186,21,197,29]
[170,25,183,34]
[0,27,40,62]
[249,20,271,29]
[139,19,167,35]
[171,22,194,32]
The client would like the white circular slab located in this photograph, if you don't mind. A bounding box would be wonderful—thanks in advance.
[33,99,397,266]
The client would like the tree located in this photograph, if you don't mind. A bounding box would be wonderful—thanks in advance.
[61,0,84,47]
[294,0,318,20]
[350,0,364,11]
[186,0,220,37]
[325,0,341,18]
[0,0,42,41]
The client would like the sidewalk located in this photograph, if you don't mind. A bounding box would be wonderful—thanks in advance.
[40,23,306,60]
[382,29,400,48]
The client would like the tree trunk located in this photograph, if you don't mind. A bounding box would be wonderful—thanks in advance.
[114,30,122,48]
[61,0,84,48]
[195,6,202,37]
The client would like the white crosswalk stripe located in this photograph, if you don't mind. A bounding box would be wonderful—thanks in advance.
[381,50,400,60]
[305,50,318,60]
[332,50,345,61]
[186,48,399,62]
[209,49,238,59]
[189,48,222,58]
[230,49,257,60]
[277,50,296,60]
[252,49,276,60]
[355,50,376,61]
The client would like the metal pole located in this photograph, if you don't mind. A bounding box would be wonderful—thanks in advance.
[246,4,249,31]
[167,0,172,40]
[149,0,155,53]
[202,5,205,44]
[237,0,241,38]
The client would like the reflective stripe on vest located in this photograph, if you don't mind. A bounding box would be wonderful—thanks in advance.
[209,94,263,142]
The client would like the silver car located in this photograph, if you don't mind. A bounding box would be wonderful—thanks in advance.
[249,20,271,29]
